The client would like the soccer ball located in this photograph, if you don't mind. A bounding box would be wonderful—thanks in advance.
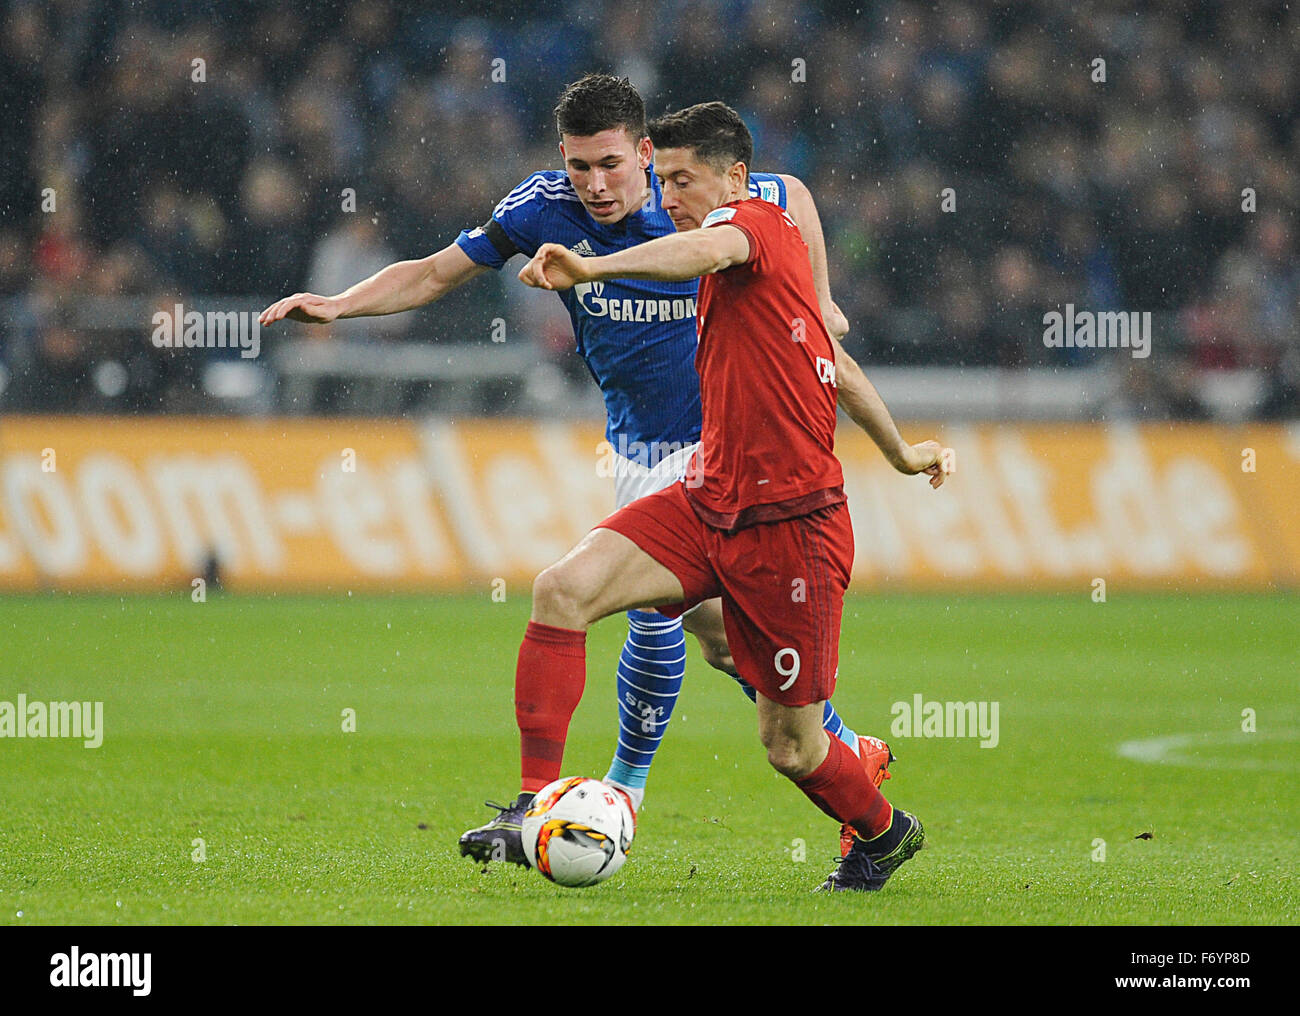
[522,777,635,887]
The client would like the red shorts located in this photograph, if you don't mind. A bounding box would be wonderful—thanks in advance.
[596,482,854,706]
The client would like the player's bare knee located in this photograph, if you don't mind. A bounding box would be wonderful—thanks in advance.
[531,563,592,626]
[763,736,804,778]
[765,744,801,778]
[764,727,825,779]
[699,639,736,676]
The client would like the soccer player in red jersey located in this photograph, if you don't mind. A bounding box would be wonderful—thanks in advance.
[262,76,894,866]
[513,102,953,890]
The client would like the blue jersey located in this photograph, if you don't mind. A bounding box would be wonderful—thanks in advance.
[456,168,788,464]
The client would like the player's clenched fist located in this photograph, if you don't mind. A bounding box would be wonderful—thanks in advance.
[896,439,956,489]
[518,243,590,292]
[258,293,342,327]
[823,300,850,341]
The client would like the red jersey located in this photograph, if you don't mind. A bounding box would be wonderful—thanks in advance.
[685,196,844,530]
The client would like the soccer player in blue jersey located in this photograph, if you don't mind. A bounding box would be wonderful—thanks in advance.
[260,74,894,863]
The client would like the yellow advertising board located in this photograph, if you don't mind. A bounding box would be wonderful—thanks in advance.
[0,416,1295,592]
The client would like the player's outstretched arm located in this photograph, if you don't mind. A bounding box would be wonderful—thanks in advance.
[833,340,955,488]
[259,243,489,327]
[519,227,750,291]
[779,174,848,340]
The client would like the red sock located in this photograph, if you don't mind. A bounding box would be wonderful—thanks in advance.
[794,734,893,838]
[515,621,586,793]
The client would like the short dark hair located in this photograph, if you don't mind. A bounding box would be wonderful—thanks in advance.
[647,102,753,181]
[554,73,646,139]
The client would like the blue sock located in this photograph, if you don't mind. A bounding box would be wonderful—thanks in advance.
[820,698,859,754]
[604,611,686,810]
[729,674,859,753]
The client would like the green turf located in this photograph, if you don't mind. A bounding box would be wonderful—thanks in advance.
[0,592,1295,925]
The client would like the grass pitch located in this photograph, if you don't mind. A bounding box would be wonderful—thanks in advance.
[0,591,1295,925]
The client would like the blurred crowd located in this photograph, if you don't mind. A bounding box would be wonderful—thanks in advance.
[1,0,1297,416]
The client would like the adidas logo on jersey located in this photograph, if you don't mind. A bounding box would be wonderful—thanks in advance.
[570,239,596,257]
